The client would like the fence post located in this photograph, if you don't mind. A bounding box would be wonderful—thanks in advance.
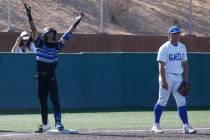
[99,0,104,33]
[188,0,192,35]
[7,0,12,31]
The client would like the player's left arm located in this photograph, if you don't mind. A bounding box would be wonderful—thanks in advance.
[60,12,84,45]
[182,46,189,81]
[182,61,189,81]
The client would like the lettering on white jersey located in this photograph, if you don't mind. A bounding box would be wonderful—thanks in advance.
[169,53,185,61]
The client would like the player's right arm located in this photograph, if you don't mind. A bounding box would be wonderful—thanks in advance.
[157,45,168,90]
[158,61,168,90]
[11,36,21,53]
[24,4,38,41]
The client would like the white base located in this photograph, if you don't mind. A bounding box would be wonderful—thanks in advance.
[47,129,79,134]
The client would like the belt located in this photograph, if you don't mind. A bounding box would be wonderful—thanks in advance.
[33,71,55,79]
[37,72,51,76]
[168,73,181,76]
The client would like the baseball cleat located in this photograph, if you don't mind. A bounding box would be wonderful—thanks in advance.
[35,124,50,133]
[151,125,163,133]
[55,123,64,131]
[183,125,196,134]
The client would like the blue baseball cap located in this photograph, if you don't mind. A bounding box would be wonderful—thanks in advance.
[168,26,182,34]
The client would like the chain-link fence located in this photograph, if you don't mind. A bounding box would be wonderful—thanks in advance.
[102,0,191,35]
[0,0,209,36]
[191,0,210,36]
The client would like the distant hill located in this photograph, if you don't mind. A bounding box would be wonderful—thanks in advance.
[0,0,209,36]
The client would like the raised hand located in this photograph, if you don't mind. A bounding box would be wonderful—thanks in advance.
[24,3,31,15]
[75,12,84,21]
[72,11,84,29]
[24,3,33,21]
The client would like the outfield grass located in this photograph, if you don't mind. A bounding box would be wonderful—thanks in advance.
[0,109,209,132]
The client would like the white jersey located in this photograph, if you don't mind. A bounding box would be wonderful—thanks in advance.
[157,41,187,75]
[14,43,37,53]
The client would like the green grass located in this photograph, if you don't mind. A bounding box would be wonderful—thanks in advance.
[0,109,209,132]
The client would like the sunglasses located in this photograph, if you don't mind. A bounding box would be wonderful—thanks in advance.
[22,39,28,43]
[171,32,181,35]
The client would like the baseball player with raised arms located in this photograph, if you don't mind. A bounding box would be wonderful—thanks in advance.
[151,26,196,134]
[24,3,84,133]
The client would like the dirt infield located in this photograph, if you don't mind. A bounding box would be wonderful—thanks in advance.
[0,128,209,140]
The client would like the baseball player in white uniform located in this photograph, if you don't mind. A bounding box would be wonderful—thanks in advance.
[11,31,36,53]
[151,26,196,134]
